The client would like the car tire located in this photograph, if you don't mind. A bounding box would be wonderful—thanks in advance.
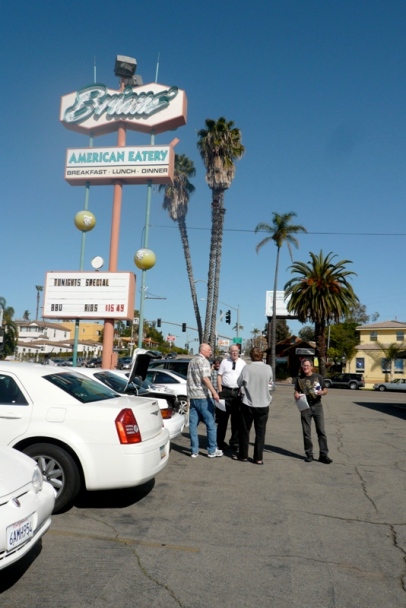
[177,396,188,415]
[324,380,332,388]
[23,443,81,513]
[378,385,387,392]
[349,382,358,390]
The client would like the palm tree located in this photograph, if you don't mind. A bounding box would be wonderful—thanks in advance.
[232,322,244,334]
[160,154,203,342]
[284,251,359,377]
[35,285,43,320]
[255,212,307,377]
[370,341,406,381]
[23,310,30,320]
[0,297,17,358]
[197,117,245,348]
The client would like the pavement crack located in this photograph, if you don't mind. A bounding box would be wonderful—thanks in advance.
[390,525,406,592]
[354,466,379,512]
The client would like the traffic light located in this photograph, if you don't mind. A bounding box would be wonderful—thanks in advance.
[157,318,161,327]
[225,310,231,324]
[182,323,187,332]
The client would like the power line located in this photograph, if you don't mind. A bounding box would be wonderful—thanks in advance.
[151,224,406,237]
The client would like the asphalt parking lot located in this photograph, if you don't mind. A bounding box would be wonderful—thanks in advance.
[1,385,406,608]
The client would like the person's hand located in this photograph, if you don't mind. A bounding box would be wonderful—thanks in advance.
[213,391,220,402]
[294,391,300,400]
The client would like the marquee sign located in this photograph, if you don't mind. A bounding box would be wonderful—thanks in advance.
[60,83,187,136]
[65,144,175,185]
[265,291,297,319]
[43,272,135,320]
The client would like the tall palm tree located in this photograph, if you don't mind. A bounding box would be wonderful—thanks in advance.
[284,251,359,377]
[255,212,307,377]
[0,297,17,358]
[197,117,245,349]
[35,285,43,320]
[23,310,30,320]
[160,154,203,342]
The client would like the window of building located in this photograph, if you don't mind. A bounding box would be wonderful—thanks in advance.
[396,331,404,341]
[356,358,365,371]
[381,358,391,373]
[394,359,404,373]
[370,331,377,341]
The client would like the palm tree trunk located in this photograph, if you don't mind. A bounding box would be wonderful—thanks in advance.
[178,216,203,342]
[270,247,280,379]
[203,196,220,343]
[315,321,327,377]
[209,194,225,351]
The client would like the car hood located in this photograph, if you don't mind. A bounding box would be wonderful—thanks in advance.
[0,445,34,496]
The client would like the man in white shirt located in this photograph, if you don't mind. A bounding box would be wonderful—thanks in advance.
[216,345,246,452]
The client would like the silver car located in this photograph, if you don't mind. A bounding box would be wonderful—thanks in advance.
[373,378,406,391]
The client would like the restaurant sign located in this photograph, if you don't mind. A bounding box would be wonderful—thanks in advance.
[65,145,175,185]
[60,83,187,136]
[43,272,135,320]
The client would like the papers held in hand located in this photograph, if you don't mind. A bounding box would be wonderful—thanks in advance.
[296,394,310,411]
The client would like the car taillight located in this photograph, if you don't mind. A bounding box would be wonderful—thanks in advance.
[160,408,173,420]
[115,409,142,444]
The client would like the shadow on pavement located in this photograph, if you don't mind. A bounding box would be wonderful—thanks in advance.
[353,400,406,419]
[0,540,43,592]
[264,444,303,460]
[73,479,155,510]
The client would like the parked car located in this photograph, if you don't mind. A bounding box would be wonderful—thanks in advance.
[145,350,163,359]
[165,352,178,359]
[56,357,84,367]
[116,357,133,370]
[0,444,55,570]
[323,373,365,390]
[78,368,184,439]
[85,357,102,368]
[0,363,170,512]
[373,379,406,392]
[145,368,188,414]
[149,358,191,378]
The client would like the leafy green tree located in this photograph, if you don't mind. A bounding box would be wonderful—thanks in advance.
[284,251,358,377]
[197,117,245,349]
[298,325,315,342]
[0,297,17,358]
[255,212,307,377]
[23,310,30,320]
[160,154,203,342]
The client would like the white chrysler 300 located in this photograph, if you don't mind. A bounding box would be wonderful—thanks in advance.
[0,363,170,513]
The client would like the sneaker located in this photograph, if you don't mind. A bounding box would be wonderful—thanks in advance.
[190,453,198,458]
[319,455,333,464]
[207,449,223,458]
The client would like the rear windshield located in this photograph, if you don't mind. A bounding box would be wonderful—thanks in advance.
[45,371,120,403]
[94,371,129,393]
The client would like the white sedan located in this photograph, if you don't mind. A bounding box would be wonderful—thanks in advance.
[145,369,188,414]
[78,368,185,440]
[0,363,170,513]
[0,444,55,570]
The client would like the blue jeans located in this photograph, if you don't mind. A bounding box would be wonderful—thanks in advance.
[189,398,217,454]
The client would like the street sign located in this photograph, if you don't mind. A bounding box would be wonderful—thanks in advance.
[296,348,315,355]
[166,335,176,342]
[232,337,243,344]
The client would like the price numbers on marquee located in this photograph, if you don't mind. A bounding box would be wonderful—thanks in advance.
[105,304,125,312]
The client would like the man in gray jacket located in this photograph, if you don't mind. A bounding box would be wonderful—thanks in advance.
[236,347,273,464]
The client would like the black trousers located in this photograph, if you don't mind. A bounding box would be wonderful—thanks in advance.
[239,404,269,461]
[216,387,241,450]
[300,402,329,456]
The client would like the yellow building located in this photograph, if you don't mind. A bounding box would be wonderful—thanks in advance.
[351,320,406,387]
[62,322,103,343]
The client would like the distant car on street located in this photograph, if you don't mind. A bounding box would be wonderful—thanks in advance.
[373,378,406,392]
[85,357,102,368]
[165,352,178,360]
[323,373,365,390]
[116,357,133,370]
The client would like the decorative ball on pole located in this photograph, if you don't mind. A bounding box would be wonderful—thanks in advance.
[74,210,96,232]
[134,248,156,270]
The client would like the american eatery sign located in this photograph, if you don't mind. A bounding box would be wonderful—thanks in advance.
[65,145,175,185]
[60,83,187,136]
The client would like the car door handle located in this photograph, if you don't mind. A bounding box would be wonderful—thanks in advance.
[0,411,24,419]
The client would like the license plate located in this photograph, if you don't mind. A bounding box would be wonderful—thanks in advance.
[160,445,166,459]
[7,514,34,551]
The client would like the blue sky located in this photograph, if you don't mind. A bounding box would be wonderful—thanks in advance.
[2,0,406,349]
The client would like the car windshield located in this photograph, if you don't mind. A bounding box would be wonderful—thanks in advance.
[44,371,119,403]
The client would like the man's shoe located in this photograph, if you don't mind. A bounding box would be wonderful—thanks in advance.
[304,455,314,462]
[190,453,198,458]
[319,455,333,464]
[207,449,223,458]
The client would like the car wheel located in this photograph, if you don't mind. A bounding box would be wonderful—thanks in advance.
[349,382,358,390]
[324,380,332,388]
[177,396,188,415]
[23,443,81,513]
[378,385,387,392]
